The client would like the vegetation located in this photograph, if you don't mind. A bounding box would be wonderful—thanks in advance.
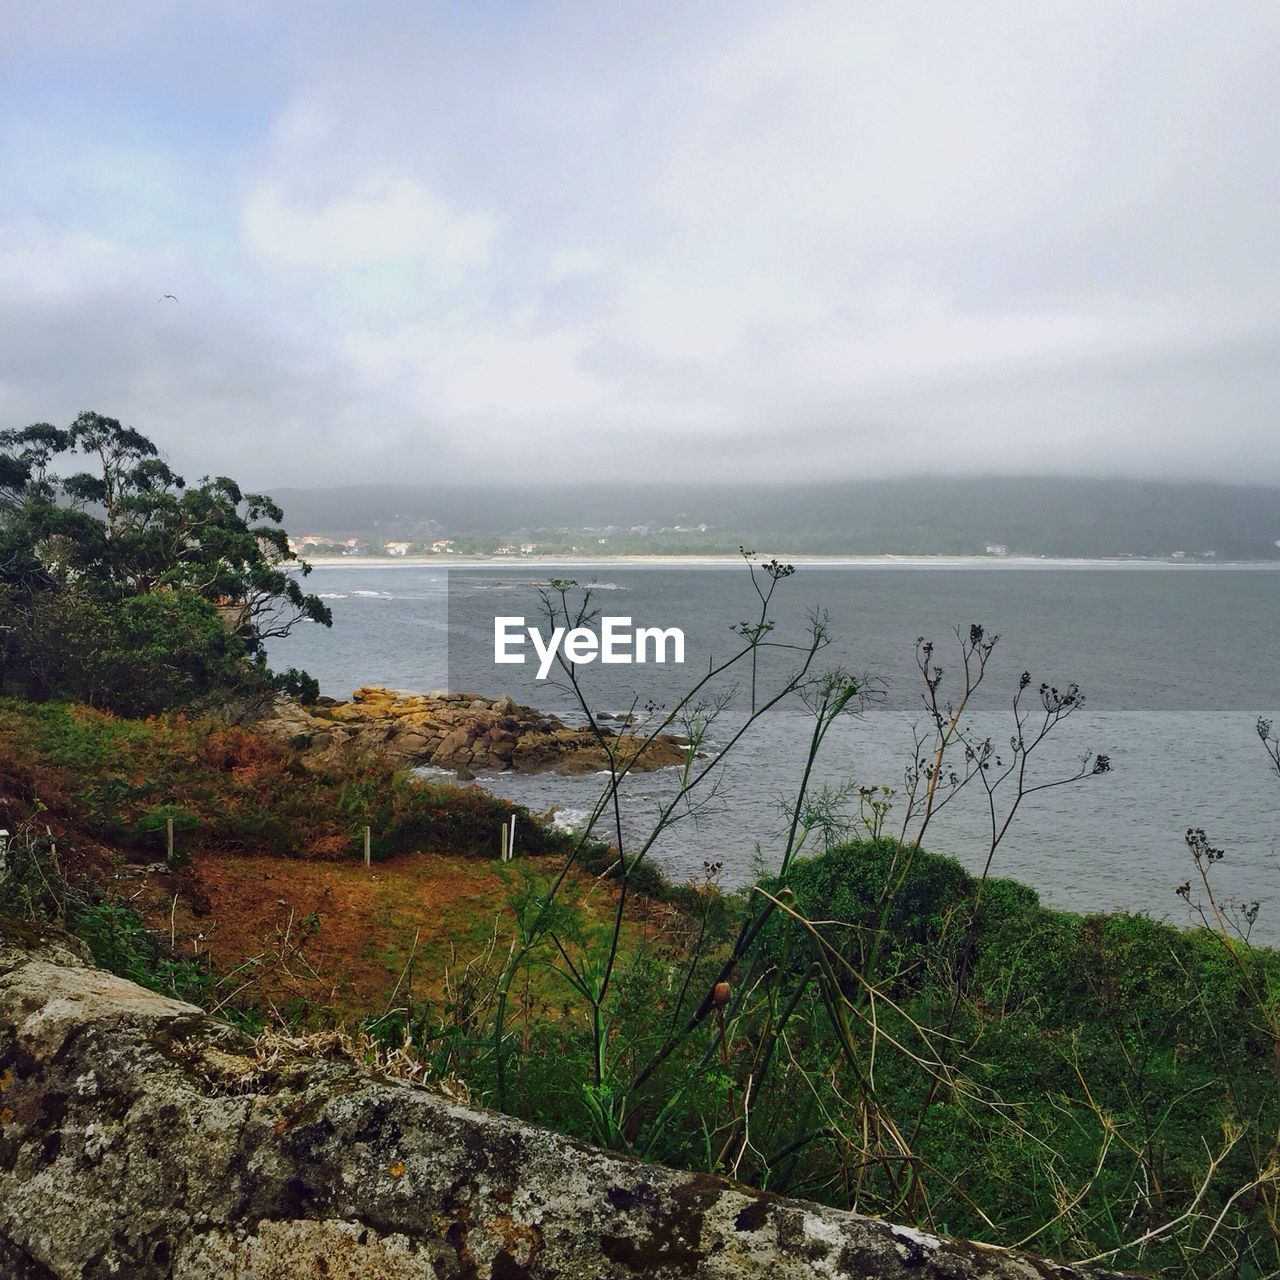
[0,816,216,1008]
[3,688,1274,1275]
[0,411,331,712]
[462,838,1278,1275]
[0,436,1275,1277]
[0,698,577,865]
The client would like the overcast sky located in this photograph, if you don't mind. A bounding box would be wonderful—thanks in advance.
[2,1,1278,488]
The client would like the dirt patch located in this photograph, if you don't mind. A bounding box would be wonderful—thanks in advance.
[127,852,525,1017]
[130,850,679,1023]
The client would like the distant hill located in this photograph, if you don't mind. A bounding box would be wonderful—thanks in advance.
[269,476,1280,560]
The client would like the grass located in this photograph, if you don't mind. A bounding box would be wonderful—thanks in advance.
[0,695,576,863]
[1,694,1276,1274]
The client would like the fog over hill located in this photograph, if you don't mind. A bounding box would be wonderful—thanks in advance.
[271,475,1280,560]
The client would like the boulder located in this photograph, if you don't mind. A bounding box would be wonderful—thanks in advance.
[0,918,1127,1280]
[259,690,695,778]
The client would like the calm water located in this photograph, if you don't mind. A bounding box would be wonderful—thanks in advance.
[272,562,1280,942]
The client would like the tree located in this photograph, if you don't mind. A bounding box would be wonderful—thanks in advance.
[0,411,331,712]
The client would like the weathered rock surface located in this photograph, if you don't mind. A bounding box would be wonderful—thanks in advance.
[257,686,691,777]
[0,917,1130,1279]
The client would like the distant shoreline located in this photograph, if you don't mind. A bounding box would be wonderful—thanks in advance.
[300,554,1280,570]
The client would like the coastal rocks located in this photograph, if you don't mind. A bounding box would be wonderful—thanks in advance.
[256,686,691,778]
[0,916,1128,1280]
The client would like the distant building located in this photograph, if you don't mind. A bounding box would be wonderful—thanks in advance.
[984,543,1010,557]
[519,542,538,554]
[430,539,455,553]
[289,534,340,555]
[383,541,411,557]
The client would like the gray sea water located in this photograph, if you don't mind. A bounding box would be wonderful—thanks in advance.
[271,562,1280,942]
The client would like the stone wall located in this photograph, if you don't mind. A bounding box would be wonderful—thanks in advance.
[0,917,1130,1279]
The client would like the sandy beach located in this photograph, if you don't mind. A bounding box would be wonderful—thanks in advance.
[301,553,1276,570]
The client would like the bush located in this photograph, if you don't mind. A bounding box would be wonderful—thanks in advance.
[6,586,254,715]
[761,837,977,992]
[68,897,213,1005]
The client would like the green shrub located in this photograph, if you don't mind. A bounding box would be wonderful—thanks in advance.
[6,587,258,715]
[69,898,213,1005]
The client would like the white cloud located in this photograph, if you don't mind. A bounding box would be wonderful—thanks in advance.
[3,0,1280,484]
[241,176,496,278]
[0,224,171,304]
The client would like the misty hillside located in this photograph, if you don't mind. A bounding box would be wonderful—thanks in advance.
[270,476,1280,559]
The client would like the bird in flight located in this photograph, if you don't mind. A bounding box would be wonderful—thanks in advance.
[159,294,180,303]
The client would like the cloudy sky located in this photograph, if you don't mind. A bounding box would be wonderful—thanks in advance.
[2,1,1278,487]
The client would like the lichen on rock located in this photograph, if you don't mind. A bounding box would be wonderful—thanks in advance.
[0,916,1131,1279]
[256,687,691,778]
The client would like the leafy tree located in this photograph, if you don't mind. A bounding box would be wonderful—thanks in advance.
[0,411,331,712]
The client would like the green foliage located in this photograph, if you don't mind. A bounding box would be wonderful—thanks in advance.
[0,816,211,1005]
[399,835,1280,1277]
[765,837,978,985]
[0,816,67,923]
[0,697,581,866]
[9,585,255,714]
[68,898,214,1005]
[0,410,331,714]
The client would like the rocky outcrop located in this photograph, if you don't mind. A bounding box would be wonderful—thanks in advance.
[0,917,1129,1279]
[258,686,691,777]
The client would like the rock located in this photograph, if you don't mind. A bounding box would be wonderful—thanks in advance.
[383,730,436,761]
[434,727,472,759]
[256,690,695,779]
[0,917,1126,1280]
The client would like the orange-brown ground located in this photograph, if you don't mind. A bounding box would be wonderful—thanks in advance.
[0,699,690,1029]
[128,849,679,1023]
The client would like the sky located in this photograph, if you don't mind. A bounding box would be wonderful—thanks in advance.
[2,1,1278,488]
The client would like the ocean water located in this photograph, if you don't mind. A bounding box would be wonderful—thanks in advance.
[271,562,1280,942]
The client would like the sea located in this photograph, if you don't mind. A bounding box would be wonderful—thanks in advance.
[270,560,1280,943]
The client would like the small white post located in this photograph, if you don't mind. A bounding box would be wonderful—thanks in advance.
[363,825,372,867]
[507,814,517,862]
[499,821,508,862]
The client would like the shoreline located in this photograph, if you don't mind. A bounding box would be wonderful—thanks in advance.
[300,553,1280,570]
